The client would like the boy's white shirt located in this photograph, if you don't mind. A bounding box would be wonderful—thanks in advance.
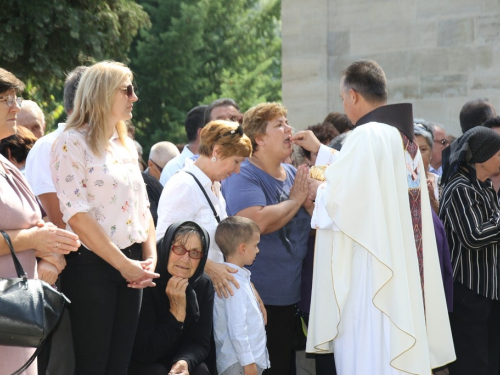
[213,262,270,373]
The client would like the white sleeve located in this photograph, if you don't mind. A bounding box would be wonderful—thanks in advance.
[315,144,339,166]
[311,183,340,231]
[25,140,55,195]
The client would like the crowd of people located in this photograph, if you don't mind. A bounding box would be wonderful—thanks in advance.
[1,57,500,375]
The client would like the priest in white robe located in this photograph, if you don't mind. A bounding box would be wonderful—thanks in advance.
[292,60,455,375]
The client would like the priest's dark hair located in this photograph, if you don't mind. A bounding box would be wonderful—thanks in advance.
[341,60,387,104]
[459,99,497,134]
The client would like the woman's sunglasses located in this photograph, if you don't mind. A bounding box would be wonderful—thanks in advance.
[119,84,136,99]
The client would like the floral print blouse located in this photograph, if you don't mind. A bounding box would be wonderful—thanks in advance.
[51,128,150,249]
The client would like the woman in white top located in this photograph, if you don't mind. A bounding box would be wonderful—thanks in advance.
[157,120,252,298]
[51,61,159,375]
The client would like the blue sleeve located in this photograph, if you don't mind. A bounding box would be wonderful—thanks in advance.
[222,168,267,216]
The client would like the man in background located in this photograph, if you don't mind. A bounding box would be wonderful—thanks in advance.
[146,141,179,180]
[17,99,45,139]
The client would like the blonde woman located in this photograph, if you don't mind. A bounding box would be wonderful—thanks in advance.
[51,61,159,374]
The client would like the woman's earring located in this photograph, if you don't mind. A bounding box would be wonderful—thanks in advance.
[211,156,217,162]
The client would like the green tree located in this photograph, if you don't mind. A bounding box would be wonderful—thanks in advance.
[0,0,150,129]
[130,0,281,154]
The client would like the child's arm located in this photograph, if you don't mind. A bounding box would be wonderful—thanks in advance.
[244,363,259,375]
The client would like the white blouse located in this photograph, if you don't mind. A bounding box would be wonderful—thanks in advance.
[156,162,227,263]
[51,128,150,249]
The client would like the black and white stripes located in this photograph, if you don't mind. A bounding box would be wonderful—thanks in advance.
[439,169,500,300]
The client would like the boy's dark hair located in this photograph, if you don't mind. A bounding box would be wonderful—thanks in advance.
[215,216,260,259]
[185,105,208,142]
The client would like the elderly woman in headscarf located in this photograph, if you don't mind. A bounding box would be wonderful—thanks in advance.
[439,126,500,375]
[130,221,213,375]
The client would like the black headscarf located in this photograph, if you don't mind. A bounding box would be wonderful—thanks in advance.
[156,221,210,322]
[441,126,500,185]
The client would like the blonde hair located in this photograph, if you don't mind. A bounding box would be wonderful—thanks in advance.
[243,102,287,152]
[65,61,132,156]
[198,120,252,159]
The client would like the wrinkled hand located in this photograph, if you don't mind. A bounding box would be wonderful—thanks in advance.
[205,260,239,298]
[168,360,189,375]
[289,164,309,206]
[252,283,267,325]
[37,260,59,285]
[290,130,321,153]
[244,363,259,375]
[31,222,80,255]
[35,252,66,274]
[166,277,188,322]
[120,259,159,287]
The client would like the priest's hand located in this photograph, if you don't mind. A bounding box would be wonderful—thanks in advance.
[291,130,321,154]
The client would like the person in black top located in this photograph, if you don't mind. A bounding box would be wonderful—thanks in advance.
[130,221,213,375]
[440,126,500,375]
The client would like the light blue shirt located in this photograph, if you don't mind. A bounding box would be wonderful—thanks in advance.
[429,165,442,177]
[213,263,269,373]
[159,145,194,185]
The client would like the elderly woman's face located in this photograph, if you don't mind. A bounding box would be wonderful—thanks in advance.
[0,89,22,140]
[416,135,432,173]
[167,233,203,278]
[479,150,500,180]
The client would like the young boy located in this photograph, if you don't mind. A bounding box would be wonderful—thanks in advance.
[213,216,270,375]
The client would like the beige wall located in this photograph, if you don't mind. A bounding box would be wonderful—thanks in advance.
[282,0,500,137]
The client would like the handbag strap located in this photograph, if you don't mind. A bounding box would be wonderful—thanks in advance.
[11,341,46,375]
[184,171,220,223]
[0,230,28,280]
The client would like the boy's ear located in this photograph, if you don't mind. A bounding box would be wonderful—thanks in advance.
[238,242,246,254]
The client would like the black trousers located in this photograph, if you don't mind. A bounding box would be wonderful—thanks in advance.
[62,244,143,375]
[448,282,500,375]
[262,304,296,375]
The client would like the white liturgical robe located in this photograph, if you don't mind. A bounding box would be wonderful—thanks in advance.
[306,121,455,375]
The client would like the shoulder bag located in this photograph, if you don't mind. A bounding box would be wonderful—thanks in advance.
[0,230,70,375]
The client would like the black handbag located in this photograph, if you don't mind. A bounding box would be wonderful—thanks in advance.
[0,230,70,375]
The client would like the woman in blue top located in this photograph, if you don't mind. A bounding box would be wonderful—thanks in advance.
[222,102,311,375]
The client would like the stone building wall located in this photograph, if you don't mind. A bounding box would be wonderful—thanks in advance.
[282,0,500,137]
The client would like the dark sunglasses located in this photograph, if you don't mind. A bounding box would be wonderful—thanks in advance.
[434,138,449,146]
[119,84,136,98]
[171,245,203,260]
[149,159,163,173]
[219,124,244,140]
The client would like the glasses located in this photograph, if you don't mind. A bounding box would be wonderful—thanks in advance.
[0,95,22,108]
[219,124,244,140]
[149,159,163,173]
[119,84,136,99]
[434,139,449,146]
[171,245,203,260]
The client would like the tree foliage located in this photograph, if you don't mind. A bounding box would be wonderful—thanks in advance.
[0,0,150,129]
[130,0,281,153]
